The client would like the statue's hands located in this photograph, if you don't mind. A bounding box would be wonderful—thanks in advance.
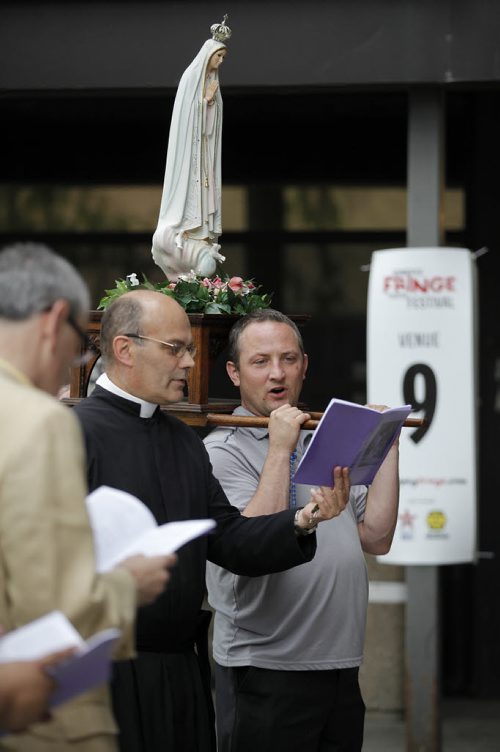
[295,466,351,531]
[205,80,219,104]
[208,245,225,262]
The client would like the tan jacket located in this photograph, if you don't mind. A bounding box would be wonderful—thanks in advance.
[0,363,136,751]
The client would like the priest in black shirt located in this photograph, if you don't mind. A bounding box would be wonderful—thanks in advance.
[74,291,349,752]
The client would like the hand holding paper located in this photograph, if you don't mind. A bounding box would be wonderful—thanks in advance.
[0,658,59,732]
[118,553,176,607]
[86,486,216,573]
[0,612,120,709]
[293,465,352,533]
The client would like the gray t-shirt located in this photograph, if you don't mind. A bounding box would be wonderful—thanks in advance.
[205,407,369,671]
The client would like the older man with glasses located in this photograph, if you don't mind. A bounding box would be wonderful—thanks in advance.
[0,244,175,751]
[73,290,346,752]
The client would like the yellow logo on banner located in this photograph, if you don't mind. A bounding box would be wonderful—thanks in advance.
[427,510,446,530]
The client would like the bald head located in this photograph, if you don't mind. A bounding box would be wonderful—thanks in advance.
[100,291,187,367]
[99,291,194,404]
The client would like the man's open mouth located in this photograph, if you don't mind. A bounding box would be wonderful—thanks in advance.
[269,387,286,395]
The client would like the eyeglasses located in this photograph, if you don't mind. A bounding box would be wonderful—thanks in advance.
[124,333,197,359]
[40,305,95,367]
[66,313,95,366]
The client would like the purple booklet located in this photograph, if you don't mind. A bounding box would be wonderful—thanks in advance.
[0,611,121,710]
[48,628,120,707]
[293,398,412,487]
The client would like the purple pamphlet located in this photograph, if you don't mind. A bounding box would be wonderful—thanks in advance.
[0,611,121,711]
[48,628,120,708]
[293,398,412,487]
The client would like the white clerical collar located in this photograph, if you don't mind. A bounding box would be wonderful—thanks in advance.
[96,373,157,418]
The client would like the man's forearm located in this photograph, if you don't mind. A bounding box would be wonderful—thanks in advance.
[358,444,400,554]
[243,447,292,517]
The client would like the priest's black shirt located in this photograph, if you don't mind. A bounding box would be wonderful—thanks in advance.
[74,387,315,751]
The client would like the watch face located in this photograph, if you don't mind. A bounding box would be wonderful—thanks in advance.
[294,508,316,535]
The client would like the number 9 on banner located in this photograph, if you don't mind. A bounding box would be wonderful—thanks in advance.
[402,363,437,443]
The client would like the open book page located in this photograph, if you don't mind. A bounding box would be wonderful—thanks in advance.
[294,399,411,487]
[0,611,84,662]
[351,411,409,482]
[0,611,121,708]
[86,486,216,572]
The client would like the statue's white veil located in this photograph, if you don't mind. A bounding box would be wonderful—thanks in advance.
[152,38,226,278]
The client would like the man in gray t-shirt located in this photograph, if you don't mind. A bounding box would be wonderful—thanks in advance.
[205,309,400,752]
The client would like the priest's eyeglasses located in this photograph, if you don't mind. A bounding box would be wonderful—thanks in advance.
[124,333,197,359]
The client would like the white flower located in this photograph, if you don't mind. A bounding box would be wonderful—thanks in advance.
[178,270,198,283]
[126,273,139,287]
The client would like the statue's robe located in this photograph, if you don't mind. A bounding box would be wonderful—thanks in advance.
[152,38,225,280]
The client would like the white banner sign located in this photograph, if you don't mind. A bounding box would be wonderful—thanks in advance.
[367,248,477,565]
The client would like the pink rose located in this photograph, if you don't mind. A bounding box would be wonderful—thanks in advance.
[211,275,223,288]
[228,276,244,292]
[201,278,211,288]
[167,283,176,290]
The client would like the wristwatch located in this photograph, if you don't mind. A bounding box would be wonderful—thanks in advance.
[294,507,317,536]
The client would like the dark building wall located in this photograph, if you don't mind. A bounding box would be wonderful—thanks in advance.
[463,93,500,697]
[1,0,500,93]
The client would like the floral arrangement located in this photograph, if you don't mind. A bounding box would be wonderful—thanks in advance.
[98,272,273,314]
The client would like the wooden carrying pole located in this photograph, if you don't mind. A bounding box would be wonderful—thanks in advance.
[206,413,424,431]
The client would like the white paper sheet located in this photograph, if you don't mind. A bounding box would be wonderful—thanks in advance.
[0,611,84,662]
[86,486,216,572]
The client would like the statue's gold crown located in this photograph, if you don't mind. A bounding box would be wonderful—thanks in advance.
[210,14,232,43]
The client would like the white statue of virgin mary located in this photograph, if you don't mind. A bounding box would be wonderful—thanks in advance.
[152,17,231,280]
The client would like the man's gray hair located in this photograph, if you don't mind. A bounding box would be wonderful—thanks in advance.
[228,308,304,367]
[100,294,145,366]
[0,243,89,321]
